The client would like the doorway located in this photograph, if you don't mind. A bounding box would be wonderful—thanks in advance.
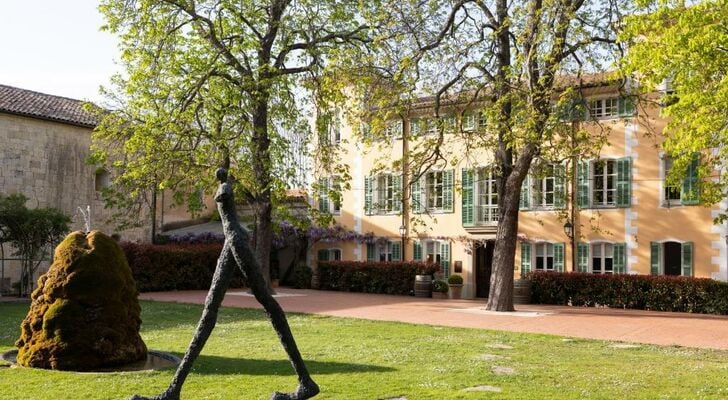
[663,241,682,276]
[475,241,494,298]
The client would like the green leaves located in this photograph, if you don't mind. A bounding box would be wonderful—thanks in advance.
[620,0,728,211]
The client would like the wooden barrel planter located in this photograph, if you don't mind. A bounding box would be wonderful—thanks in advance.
[513,279,532,304]
[414,275,432,298]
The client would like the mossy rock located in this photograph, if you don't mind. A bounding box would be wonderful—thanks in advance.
[15,231,147,370]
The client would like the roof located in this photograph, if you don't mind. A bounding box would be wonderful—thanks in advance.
[0,84,99,128]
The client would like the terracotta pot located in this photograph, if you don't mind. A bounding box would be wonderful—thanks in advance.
[432,291,448,300]
[448,283,463,299]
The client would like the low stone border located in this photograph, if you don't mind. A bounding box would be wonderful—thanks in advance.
[1,349,180,373]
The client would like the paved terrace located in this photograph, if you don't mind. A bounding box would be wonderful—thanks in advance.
[139,289,728,350]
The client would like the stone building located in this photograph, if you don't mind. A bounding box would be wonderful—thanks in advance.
[0,84,152,292]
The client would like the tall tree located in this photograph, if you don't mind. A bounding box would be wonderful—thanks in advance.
[355,0,630,310]
[620,0,728,212]
[95,0,376,285]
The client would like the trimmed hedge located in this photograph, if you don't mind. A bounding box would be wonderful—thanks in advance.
[317,261,439,295]
[528,272,728,315]
[121,242,246,292]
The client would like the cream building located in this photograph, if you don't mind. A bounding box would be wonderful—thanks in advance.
[311,80,728,299]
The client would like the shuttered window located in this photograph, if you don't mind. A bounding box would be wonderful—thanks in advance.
[520,243,532,276]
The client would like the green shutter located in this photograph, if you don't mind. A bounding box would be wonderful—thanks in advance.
[411,177,423,213]
[461,168,474,226]
[318,177,329,213]
[391,241,402,262]
[519,175,531,210]
[577,160,590,208]
[364,176,373,215]
[440,242,450,277]
[521,243,532,276]
[577,242,589,272]
[618,96,635,117]
[317,249,329,262]
[554,164,566,209]
[443,170,454,212]
[393,174,403,213]
[682,242,694,277]
[366,243,376,261]
[682,155,700,205]
[413,241,423,261]
[554,243,565,272]
[650,242,661,275]
[617,157,631,208]
[614,243,627,274]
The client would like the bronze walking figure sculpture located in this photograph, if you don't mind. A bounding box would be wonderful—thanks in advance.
[131,168,319,400]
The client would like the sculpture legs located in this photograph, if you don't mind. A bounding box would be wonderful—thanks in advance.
[227,233,319,400]
[131,169,318,400]
[130,241,236,400]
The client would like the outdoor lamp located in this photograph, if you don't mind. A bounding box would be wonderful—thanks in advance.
[563,220,573,239]
[399,224,407,238]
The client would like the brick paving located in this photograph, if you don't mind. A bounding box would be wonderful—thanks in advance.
[136,288,724,350]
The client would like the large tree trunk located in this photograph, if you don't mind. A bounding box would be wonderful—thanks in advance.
[486,173,521,311]
[251,96,273,290]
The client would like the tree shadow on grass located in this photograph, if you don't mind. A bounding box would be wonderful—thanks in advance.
[188,354,395,376]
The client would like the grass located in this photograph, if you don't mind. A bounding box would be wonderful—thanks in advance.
[0,301,727,399]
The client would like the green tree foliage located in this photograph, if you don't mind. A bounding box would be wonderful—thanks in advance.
[620,0,728,213]
[0,194,70,296]
[94,0,380,282]
[353,0,632,310]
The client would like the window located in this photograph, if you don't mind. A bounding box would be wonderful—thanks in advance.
[588,98,619,119]
[376,174,398,213]
[462,112,477,131]
[426,171,444,210]
[663,154,700,206]
[577,242,626,273]
[535,243,555,271]
[442,114,456,133]
[519,163,564,210]
[651,241,693,276]
[591,243,614,274]
[413,170,453,213]
[416,240,450,277]
[385,120,403,138]
[521,242,565,273]
[592,160,617,206]
[588,97,635,119]
[94,169,111,192]
[317,248,342,261]
[317,176,341,215]
[367,241,401,262]
[577,158,631,208]
[476,168,499,224]
[365,174,401,215]
[664,156,681,203]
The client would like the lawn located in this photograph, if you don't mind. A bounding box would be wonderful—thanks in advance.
[1,301,726,400]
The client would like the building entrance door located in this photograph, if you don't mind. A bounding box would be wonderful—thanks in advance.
[664,241,682,276]
[475,241,494,298]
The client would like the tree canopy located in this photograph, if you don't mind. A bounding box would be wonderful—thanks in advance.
[620,0,728,214]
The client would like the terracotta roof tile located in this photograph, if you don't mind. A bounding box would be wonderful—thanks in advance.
[0,84,98,128]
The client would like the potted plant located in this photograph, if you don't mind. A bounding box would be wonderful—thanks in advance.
[447,274,464,299]
[431,279,449,299]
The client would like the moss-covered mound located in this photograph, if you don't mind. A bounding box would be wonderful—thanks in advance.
[15,231,147,370]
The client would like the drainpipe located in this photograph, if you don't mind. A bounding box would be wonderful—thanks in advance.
[401,116,409,261]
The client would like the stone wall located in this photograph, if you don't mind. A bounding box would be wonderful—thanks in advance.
[0,112,150,291]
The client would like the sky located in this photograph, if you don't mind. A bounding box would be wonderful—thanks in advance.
[0,1,120,103]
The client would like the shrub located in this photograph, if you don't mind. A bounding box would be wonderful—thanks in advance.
[527,272,728,315]
[447,274,463,285]
[317,261,439,295]
[292,263,313,289]
[121,242,246,292]
[432,280,449,293]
